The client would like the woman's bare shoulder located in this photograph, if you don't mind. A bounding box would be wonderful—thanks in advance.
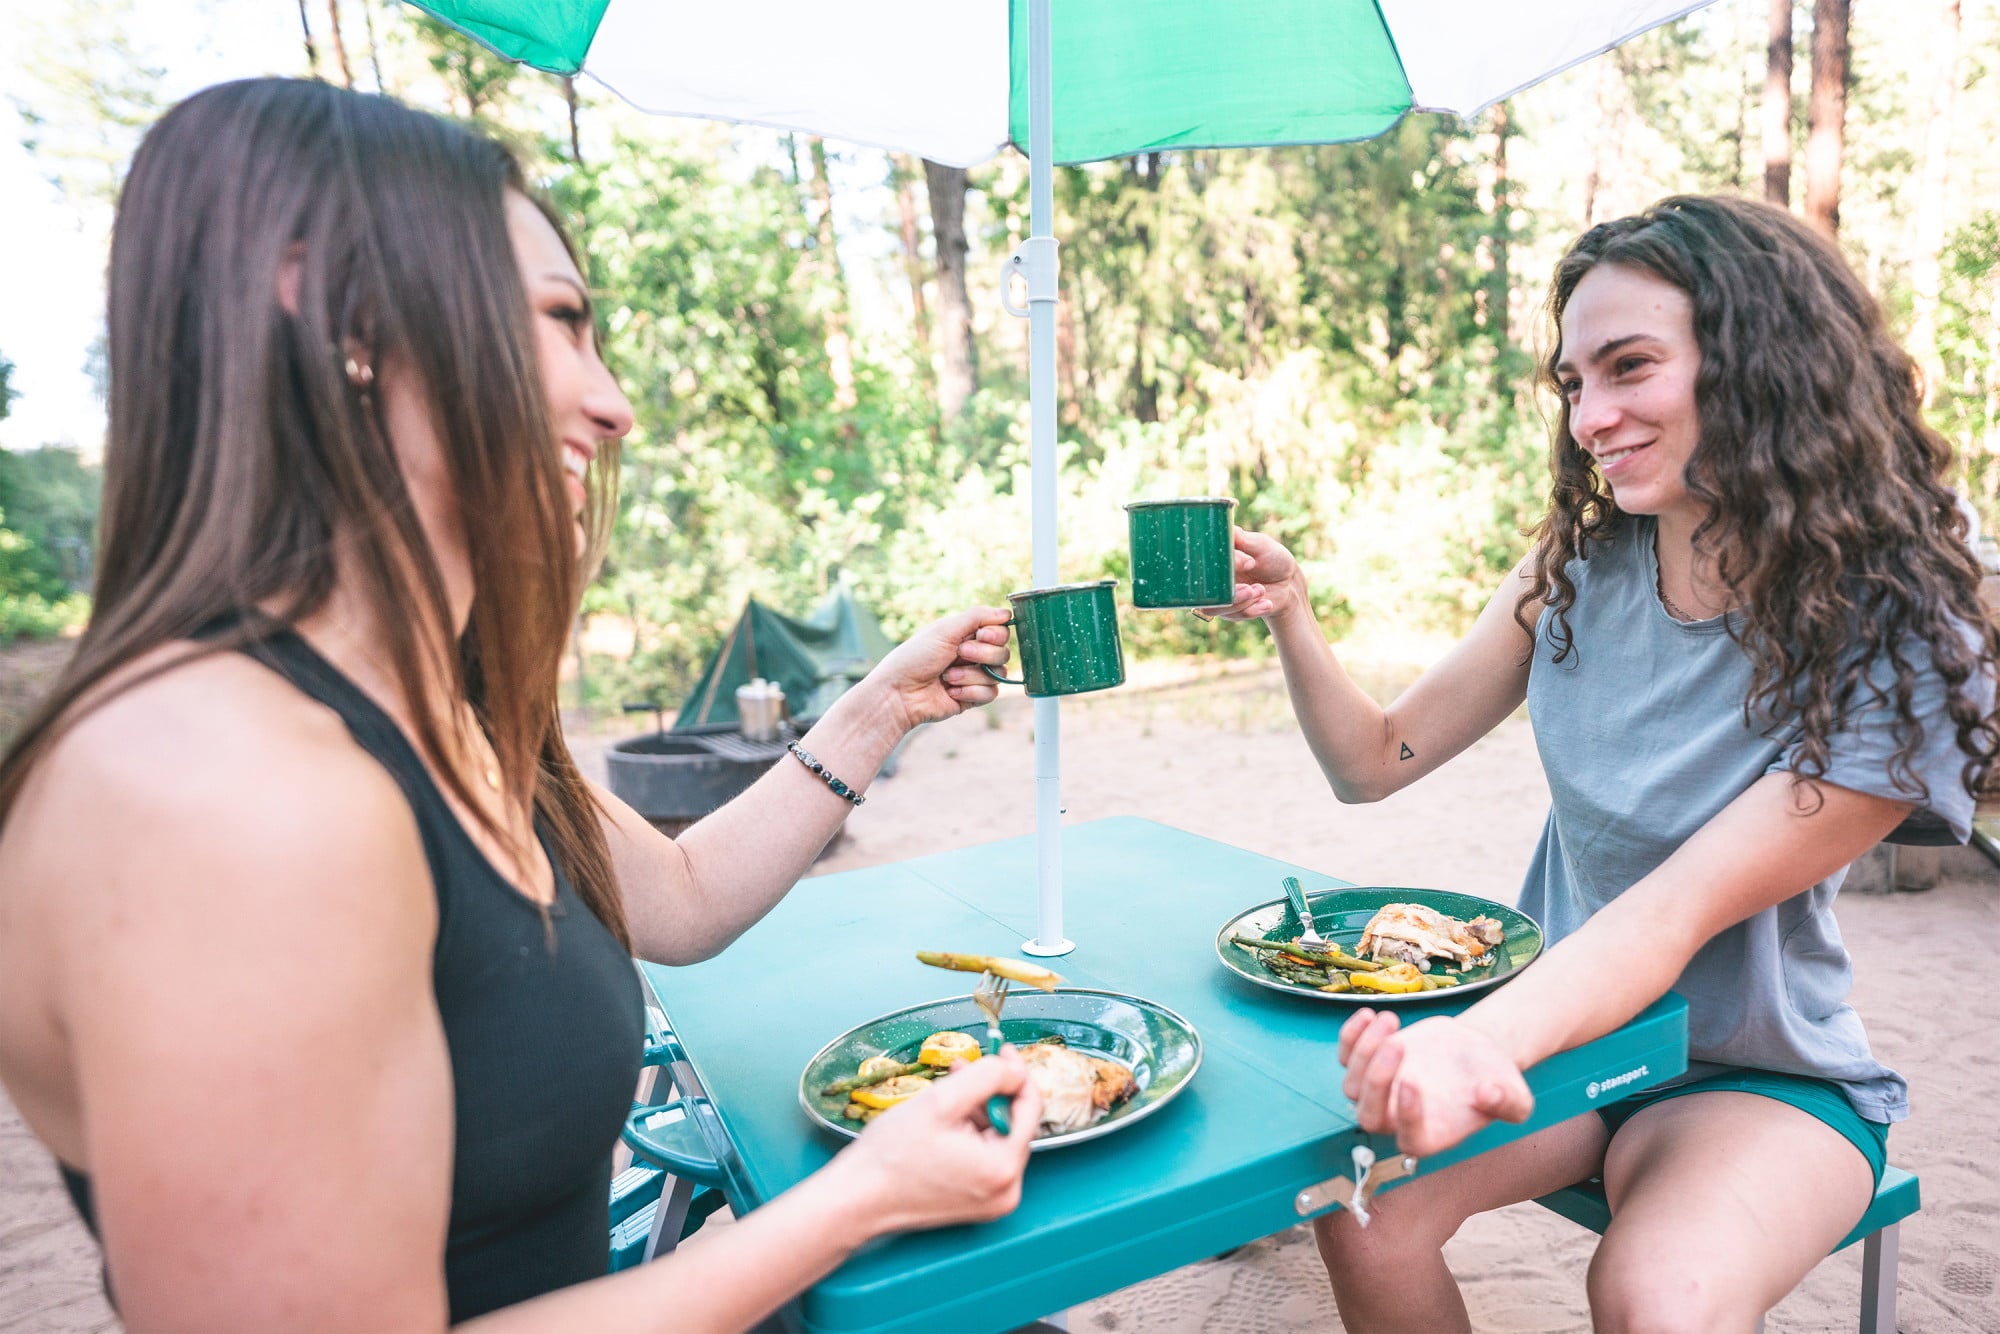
[43,642,367,783]
[5,641,423,909]
[0,644,439,1168]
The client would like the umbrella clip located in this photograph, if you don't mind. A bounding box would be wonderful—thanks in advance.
[1294,1144,1418,1223]
[1000,237,1060,317]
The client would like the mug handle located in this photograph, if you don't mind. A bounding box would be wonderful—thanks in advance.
[979,615,1025,685]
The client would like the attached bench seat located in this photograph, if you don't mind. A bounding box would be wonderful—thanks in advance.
[608,998,731,1272]
[1533,1165,1919,1333]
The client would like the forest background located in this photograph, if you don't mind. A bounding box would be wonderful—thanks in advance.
[3,0,1998,718]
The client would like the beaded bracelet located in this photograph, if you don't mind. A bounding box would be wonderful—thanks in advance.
[787,741,866,806]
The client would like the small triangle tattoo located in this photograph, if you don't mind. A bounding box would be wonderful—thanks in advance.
[1399,742,1415,761]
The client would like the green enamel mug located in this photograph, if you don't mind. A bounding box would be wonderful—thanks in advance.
[1125,497,1237,609]
[982,579,1126,698]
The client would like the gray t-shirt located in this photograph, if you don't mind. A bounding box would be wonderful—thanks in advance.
[1519,516,1981,1123]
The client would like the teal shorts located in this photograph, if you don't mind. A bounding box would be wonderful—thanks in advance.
[1595,1068,1888,1187]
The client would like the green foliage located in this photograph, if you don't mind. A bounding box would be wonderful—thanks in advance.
[0,447,99,642]
[1936,211,2000,519]
[410,14,522,123]
[551,110,1551,707]
[0,447,101,600]
[0,580,88,644]
[970,127,1545,651]
[18,0,1997,694]
[555,128,949,706]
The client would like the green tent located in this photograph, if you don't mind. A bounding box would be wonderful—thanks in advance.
[675,586,897,731]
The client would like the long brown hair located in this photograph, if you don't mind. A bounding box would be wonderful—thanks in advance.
[0,78,629,947]
[1520,194,1999,804]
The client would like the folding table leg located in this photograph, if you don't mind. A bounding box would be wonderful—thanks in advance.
[642,1175,696,1263]
[1859,1224,1899,1334]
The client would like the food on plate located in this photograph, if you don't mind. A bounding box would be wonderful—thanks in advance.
[1346,961,1428,995]
[827,1032,1137,1135]
[1357,902,1504,970]
[918,1030,982,1066]
[819,1059,938,1097]
[914,951,1064,991]
[1020,1041,1139,1133]
[1227,926,1472,994]
[848,1075,935,1112]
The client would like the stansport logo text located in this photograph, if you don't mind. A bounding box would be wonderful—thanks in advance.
[1585,1066,1650,1100]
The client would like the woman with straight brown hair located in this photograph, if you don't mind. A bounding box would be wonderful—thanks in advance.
[0,78,1042,1331]
[1210,194,1999,1331]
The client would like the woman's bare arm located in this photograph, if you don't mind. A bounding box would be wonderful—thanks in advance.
[1463,774,1912,1079]
[1339,773,1914,1156]
[1224,534,1540,803]
[599,609,1010,966]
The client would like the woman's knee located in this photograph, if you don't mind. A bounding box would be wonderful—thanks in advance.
[1586,1243,1762,1334]
[1310,1185,1461,1272]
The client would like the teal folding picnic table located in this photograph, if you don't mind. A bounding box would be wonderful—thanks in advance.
[638,817,1688,1334]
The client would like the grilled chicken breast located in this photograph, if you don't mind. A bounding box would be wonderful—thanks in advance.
[1358,902,1503,970]
[1020,1043,1138,1133]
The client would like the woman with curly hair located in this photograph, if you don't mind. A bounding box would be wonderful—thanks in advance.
[1208,194,1998,1331]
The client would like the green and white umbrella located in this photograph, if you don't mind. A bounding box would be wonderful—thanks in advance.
[408,0,1719,953]
[411,1,1716,169]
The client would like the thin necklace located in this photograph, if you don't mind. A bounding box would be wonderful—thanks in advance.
[1656,560,1729,622]
[1657,572,1698,622]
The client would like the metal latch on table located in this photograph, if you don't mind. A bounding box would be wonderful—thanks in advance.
[1294,1145,1419,1225]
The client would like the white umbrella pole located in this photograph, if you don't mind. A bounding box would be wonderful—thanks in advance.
[1020,0,1070,957]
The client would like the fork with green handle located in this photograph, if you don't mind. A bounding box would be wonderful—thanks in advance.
[916,950,1066,1137]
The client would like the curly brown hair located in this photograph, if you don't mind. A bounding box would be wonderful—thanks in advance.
[1517,194,1999,809]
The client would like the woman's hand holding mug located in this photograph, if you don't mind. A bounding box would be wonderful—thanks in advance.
[1200,528,1310,623]
[866,607,1014,731]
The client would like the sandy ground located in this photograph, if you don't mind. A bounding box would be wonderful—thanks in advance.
[3,655,1998,1332]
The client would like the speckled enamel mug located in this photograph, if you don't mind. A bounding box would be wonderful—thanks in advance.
[981,579,1125,698]
[1125,497,1237,609]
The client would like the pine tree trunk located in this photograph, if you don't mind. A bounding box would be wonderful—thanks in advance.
[807,139,856,413]
[1128,154,1162,424]
[297,0,322,79]
[890,157,932,376]
[563,77,583,166]
[1804,0,1849,236]
[1908,0,1961,400]
[324,0,354,87]
[1763,0,1793,205]
[359,0,387,91]
[1730,0,1750,193]
[1582,56,1621,227]
[1486,102,1512,347]
[924,160,977,423]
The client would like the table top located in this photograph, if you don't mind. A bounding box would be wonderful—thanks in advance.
[639,817,1687,1334]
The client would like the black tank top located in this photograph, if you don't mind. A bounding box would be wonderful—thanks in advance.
[59,625,644,1322]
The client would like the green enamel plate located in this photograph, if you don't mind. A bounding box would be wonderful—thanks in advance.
[799,988,1202,1151]
[1214,886,1542,1004]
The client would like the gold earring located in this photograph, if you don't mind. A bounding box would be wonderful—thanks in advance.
[344,356,375,388]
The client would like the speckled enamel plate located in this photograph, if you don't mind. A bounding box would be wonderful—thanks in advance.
[1215,886,1542,1004]
[799,988,1201,1151]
